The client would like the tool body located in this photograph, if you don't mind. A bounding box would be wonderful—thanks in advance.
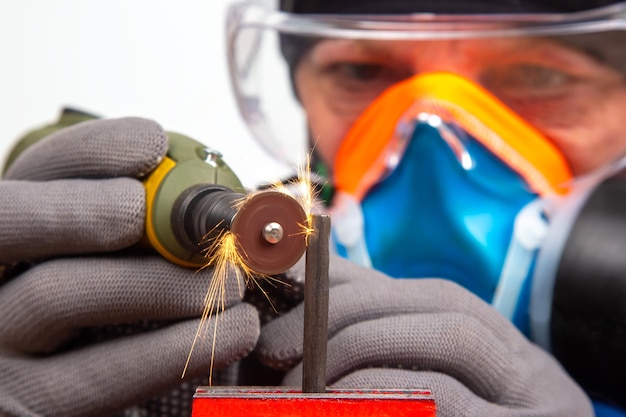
[143,131,244,267]
[144,131,307,274]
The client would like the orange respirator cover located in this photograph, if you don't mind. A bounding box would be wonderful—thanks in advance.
[334,72,572,200]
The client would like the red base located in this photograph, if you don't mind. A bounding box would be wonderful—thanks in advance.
[192,387,436,417]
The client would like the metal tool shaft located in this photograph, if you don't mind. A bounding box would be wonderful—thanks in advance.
[302,214,331,393]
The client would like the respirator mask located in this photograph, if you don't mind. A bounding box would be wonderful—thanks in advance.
[332,71,572,326]
[227,2,626,391]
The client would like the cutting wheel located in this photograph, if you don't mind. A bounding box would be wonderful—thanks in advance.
[231,190,308,275]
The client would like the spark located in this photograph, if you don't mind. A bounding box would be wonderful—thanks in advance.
[184,155,320,383]
[182,229,254,382]
[271,153,320,243]
[182,226,282,383]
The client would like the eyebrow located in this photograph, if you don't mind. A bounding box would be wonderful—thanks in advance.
[312,38,393,57]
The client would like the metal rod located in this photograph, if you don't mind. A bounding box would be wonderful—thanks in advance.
[302,214,331,393]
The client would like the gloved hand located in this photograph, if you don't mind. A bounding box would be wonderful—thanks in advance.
[257,255,594,417]
[0,117,260,417]
[1,116,164,262]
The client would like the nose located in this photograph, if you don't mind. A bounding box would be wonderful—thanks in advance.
[408,40,485,84]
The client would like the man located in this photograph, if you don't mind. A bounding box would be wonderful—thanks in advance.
[0,1,620,417]
[228,0,626,415]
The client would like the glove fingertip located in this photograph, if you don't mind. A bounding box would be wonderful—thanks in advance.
[4,117,169,181]
[183,304,261,377]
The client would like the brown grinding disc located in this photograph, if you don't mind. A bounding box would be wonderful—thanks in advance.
[231,190,308,275]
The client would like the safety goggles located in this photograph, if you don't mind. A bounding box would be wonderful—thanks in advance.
[227,1,626,169]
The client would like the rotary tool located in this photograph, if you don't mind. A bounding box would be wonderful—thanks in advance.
[144,131,307,275]
[6,109,308,275]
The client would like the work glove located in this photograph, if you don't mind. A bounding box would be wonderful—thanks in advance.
[0,116,260,417]
[257,255,594,417]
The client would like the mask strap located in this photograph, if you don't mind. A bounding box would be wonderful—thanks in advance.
[492,198,548,319]
[330,191,373,268]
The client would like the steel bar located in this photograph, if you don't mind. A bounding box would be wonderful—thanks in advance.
[302,214,331,393]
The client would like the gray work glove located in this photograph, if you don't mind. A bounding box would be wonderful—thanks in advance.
[0,117,260,417]
[257,255,594,417]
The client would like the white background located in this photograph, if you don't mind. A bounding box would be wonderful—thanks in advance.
[0,0,292,188]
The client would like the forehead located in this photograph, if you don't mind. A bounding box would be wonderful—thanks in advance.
[306,37,590,64]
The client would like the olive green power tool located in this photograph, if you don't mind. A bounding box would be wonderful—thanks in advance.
[4,109,307,275]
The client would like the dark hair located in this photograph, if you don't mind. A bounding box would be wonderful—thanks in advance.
[280,0,623,14]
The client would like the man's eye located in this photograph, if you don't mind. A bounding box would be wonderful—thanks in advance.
[328,63,385,82]
[341,63,384,81]
[513,65,568,88]
[482,64,573,95]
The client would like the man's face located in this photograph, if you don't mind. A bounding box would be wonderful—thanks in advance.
[294,36,626,176]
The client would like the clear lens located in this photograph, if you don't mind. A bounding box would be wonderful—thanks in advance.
[228,3,309,167]
[227,2,626,170]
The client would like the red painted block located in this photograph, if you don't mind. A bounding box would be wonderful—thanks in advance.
[192,387,436,417]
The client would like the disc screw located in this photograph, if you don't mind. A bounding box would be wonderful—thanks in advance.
[263,222,283,244]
